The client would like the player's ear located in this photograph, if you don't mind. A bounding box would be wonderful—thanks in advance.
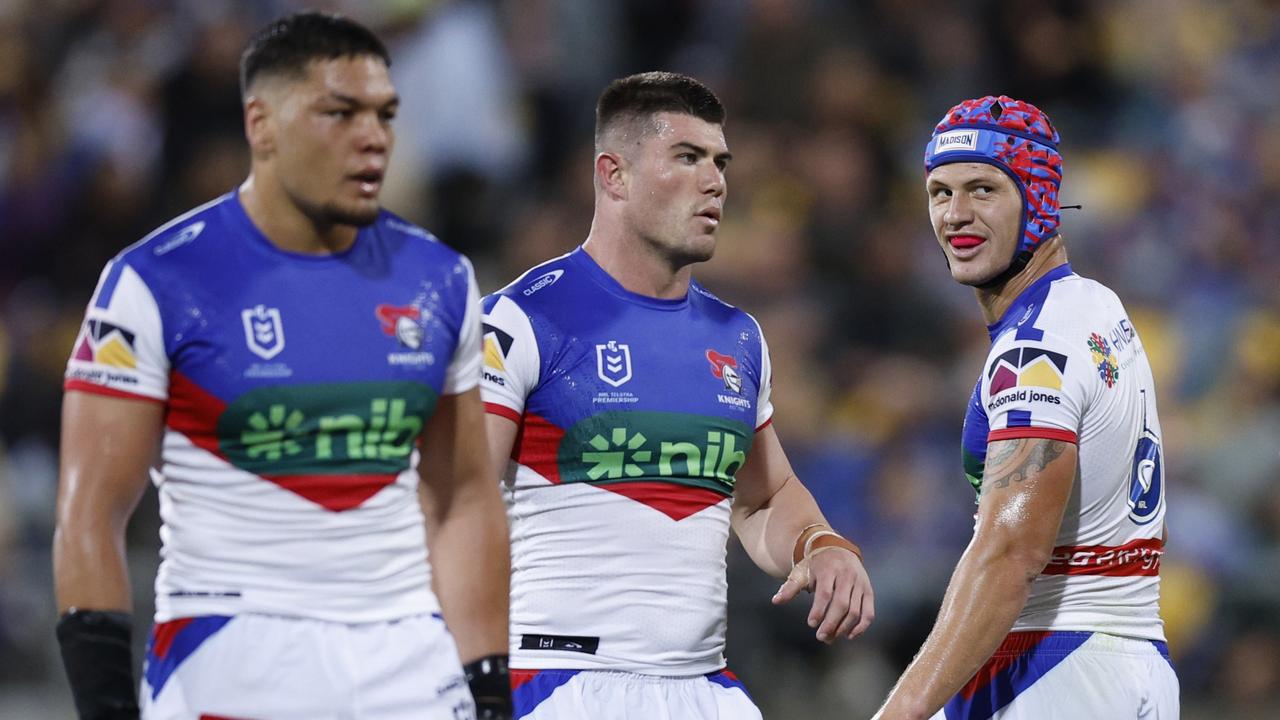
[595,151,627,201]
[244,95,276,157]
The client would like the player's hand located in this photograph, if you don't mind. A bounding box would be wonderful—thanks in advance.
[771,546,874,643]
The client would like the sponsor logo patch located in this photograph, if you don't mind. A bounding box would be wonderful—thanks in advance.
[522,269,564,297]
[987,346,1068,395]
[152,221,206,256]
[482,323,513,372]
[934,129,980,153]
[1088,333,1120,388]
[74,319,138,369]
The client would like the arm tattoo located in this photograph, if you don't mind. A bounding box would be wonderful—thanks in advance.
[981,439,1069,493]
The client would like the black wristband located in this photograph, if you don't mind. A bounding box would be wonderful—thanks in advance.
[55,610,140,720]
[463,653,512,720]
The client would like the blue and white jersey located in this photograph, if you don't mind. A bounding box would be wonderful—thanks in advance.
[65,189,483,623]
[480,247,773,675]
[961,264,1167,641]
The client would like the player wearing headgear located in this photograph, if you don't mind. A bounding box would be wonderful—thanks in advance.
[872,97,1178,719]
[479,71,875,719]
[53,12,511,719]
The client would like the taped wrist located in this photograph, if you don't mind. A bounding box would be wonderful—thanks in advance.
[55,610,140,720]
[792,525,863,565]
[463,653,512,719]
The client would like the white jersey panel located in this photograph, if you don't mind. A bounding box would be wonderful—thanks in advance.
[503,466,731,675]
[480,294,540,417]
[66,263,169,401]
[980,274,1166,641]
[749,315,775,430]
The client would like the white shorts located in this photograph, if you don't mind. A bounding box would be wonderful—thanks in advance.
[511,668,760,720]
[932,631,1179,720]
[140,613,476,720]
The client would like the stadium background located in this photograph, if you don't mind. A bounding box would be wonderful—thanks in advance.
[1,0,1278,717]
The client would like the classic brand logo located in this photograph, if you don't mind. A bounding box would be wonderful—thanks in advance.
[596,340,632,387]
[522,269,564,296]
[934,129,980,153]
[242,305,285,360]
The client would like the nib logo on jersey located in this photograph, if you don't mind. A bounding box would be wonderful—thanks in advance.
[377,304,435,367]
[209,381,438,511]
[554,411,754,519]
[986,346,1067,411]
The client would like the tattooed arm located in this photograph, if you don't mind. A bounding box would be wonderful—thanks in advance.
[872,438,1077,720]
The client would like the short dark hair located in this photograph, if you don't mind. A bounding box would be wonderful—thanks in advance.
[239,11,390,100]
[595,72,725,149]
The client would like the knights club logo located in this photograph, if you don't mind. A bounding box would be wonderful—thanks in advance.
[596,340,632,387]
[376,304,424,350]
[242,305,285,360]
[706,349,742,394]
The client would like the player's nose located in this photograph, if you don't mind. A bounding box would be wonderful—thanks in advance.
[942,192,973,225]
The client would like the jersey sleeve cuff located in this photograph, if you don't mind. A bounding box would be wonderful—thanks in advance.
[755,416,774,433]
[987,427,1078,444]
[484,402,522,423]
[64,379,166,404]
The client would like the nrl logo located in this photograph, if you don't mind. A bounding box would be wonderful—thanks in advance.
[596,340,632,387]
[242,305,285,360]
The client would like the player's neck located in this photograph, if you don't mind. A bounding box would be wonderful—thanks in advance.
[239,175,358,255]
[582,222,693,300]
[974,236,1069,325]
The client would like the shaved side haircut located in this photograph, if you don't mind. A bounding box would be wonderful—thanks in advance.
[239,11,390,100]
[594,71,725,153]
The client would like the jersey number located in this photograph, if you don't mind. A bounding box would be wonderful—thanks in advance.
[1128,390,1163,525]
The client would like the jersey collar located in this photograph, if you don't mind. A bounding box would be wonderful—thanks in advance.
[570,246,691,311]
[986,263,1074,342]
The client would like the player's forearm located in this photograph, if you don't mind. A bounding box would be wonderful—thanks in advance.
[876,541,1040,720]
[426,479,511,662]
[733,473,826,579]
[53,520,133,613]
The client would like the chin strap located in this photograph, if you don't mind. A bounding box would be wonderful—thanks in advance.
[977,247,1034,291]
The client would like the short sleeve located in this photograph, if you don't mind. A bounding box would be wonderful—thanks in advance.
[479,294,540,423]
[755,323,775,431]
[65,260,169,402]
[982,328,1089,444]
[443,257,483,395]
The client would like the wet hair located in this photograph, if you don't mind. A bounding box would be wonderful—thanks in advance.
[239,11,390,100]
[595,72,725,151]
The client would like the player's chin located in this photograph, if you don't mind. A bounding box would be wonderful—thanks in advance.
[324,200,381,228]
[950,262,1000,287]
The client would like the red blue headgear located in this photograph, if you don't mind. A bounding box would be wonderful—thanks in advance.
[924,96,1063,283]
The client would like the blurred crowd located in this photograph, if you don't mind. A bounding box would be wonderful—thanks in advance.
[2,0,1278,717]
